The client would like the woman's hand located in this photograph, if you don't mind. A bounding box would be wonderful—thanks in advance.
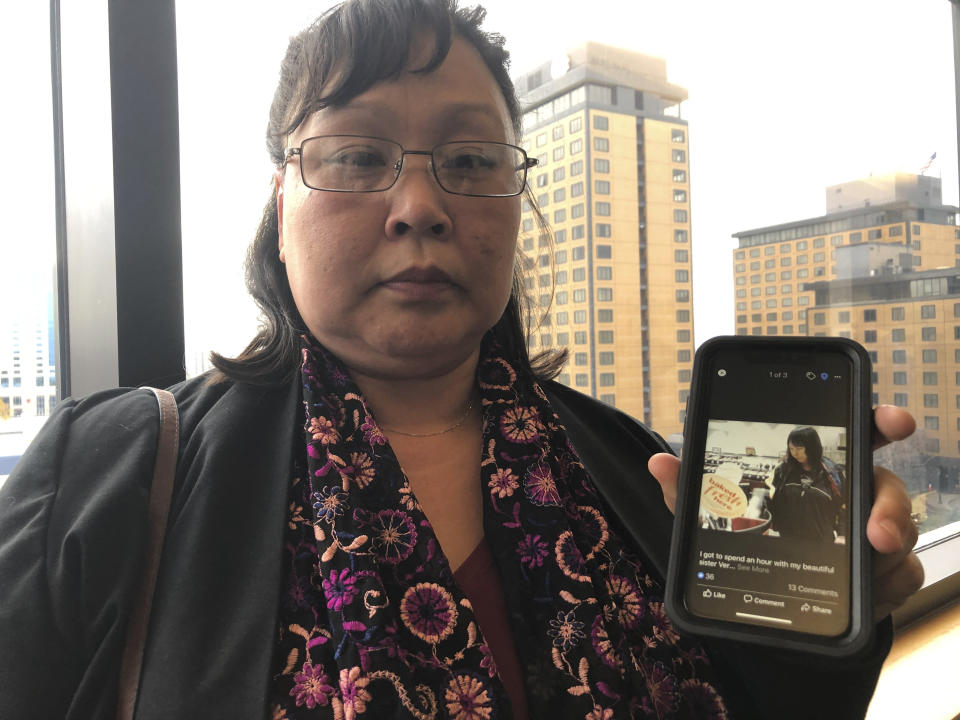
[648,406,924,621]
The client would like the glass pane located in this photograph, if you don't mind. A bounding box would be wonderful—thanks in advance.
[177,1,958,545]
[0,4,60,488]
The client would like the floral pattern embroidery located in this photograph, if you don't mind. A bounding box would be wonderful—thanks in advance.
[268,336,728,719]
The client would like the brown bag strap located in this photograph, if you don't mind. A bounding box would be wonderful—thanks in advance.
[116,387,179,720]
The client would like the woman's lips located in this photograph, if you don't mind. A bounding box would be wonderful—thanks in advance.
[381,266,457,300]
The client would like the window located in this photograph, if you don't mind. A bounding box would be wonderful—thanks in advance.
[535,133,546,147]
[554,250,567,264]
[597,288,613,301]
[864,330,877,343]
[598,352,614,365]
[598,309,613,322]
[572,267,586,281]
[893,350,907,363]
[552,125,564,141]
[675,229,688,243]
[674,209,688,223]
[599,372,615,386]
[593,114,608,130]
[596,224,611,237]
[921,304,936,319]
[814,312,825,326]
[552,146,565,161]
[571,204,584,218]
[672,169,687,182]
[894,393,909,407]
[574,352,588,365]
[923,349,938,363]
[598,330,614,344]
[676,310,689,322]
[594,158,610,173]
[864,309,877,322]
[570,181,584,197]
[555,270,567,284]
[554,229,566,244]
[569,117,582,133]
[595,202,611,216]
[569,138,583,154]
[672,149,686,163]
[677,329,691,342]
[572,246,585,261]
[553,209,566,223]
[892,328,906,342]
[593,137,609,152]
[552,168,565,183]
[679,369,692,383]
[675,250,689,263]
[674,189,687,202]
[893,372,907,385]
[573,289,586,302]
[596,266,612,280]
[575,374,588,387]
[678,349,691,362]
[922,327,937,341]
[676,289,690,302]
[924,394,939,408]
[924,372,939,386]
[556,311,568,324]
[573,310,587,323]
[570,160,583,175]
[675,270,689,282]
[595,180,610,194]
[536,174,548,188]
[891,307,905,321]
[671,128,685,142]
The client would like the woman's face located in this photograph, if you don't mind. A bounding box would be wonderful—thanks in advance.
[277,36,521,380]
[788,442,808,465]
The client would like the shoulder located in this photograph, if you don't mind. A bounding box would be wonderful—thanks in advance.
[542,380,673,459]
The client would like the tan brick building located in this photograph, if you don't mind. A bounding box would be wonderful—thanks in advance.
[515,43,692,436]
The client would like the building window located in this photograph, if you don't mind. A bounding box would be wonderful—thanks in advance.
[923,372,939,386]
[596,224,611,237]
[597,288,613,301]
[572,246,585,261]
[674,209,688,223]
[921,304,936,319]
[598,330,614,344]
[570,181,583,197]
[553,188,566,203]
[677,329,691,342]
[598,309,613,322]
[570,160,583,175]
[598,352,614,365]
[595,180,610,194]
[922,327,937,341]
[536,174,548,188]
[676,289,690,302]
[893,350,907,363]
[676,310,689,322]
[676,270,689,282]
[593,137,609,152]
[923,349,938,363]
[868,229,883,240]
[593,114,609,130]
[672,169,687,182]
[676,250,689,263]
[575,374,588,387]
[674,189,687,202]
[599,372,615,386]
[569,117,582,133]
[814,313,825,326]
[573,267,586,281]
[552,167,565,183]
[574,352,588,365]
[864,309,877,322]
[573,289,587,303]
[595,158,610,173]
[569,139,583,154]
[552,146,565,161]
[675,229,688,243]
[595,245,611,260]
[864,330,877,343]
[671,148,687,163]
[672,128,685,142]
[553,209,566,223]
[596,266,612,280]
[891,307,905,321]
[893,372,907,385]
[554,229,567,244]
[924,394,939,408]
[571,204,584,218]
[536,133,547,147]
[894,393,908,407]
[596,202,611,216]
[678,349,691,362]
[555,270,567,284]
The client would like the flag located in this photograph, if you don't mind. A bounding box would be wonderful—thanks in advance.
[919,152,937,174]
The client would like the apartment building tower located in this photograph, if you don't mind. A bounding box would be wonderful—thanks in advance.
[515,43,692,436]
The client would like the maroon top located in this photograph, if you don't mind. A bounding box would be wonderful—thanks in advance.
[454,539,530,720]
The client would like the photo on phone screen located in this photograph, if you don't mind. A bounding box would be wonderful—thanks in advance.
[676,341,867,641]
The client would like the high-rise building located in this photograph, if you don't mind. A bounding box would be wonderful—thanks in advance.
[0,275,57,421]
[515,43,692,436]
[732,173,958,338]
[731,173,960,479]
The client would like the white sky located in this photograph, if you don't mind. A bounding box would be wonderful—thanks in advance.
[3,0,958,370]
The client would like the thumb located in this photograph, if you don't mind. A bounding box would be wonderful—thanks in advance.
[648,453,681,515]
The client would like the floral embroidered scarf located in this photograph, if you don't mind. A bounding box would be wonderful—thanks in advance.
[270,335,728,719]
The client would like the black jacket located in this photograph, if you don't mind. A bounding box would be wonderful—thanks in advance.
[769,460,844,542]
[0,375,890,719]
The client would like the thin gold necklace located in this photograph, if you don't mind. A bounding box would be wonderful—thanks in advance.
[381,400,475,438]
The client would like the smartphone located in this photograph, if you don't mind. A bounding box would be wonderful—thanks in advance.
[665,336,873,656]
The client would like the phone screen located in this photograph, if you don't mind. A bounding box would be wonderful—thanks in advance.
[682,346,854,637]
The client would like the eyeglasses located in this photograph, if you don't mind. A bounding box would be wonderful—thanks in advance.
[282,135,537,197]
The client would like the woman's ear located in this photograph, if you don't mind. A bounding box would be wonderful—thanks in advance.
[275,169,286,263]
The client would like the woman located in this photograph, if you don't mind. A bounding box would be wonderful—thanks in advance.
[0,1,923,718]
[769,427,846,543]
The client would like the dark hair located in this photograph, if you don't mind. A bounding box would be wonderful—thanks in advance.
[211,0,566,385]
[785,426,824,469]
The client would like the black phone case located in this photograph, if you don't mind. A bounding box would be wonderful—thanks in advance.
[664,335,874,657]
